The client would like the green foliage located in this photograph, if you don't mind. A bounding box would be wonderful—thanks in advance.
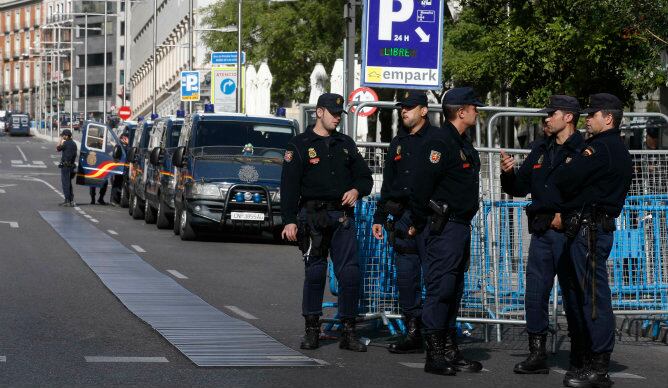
[445,0,668,107]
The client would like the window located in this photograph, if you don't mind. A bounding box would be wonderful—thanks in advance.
[4,35,9,55]
[14,34,19,56]
[14,64,19,88]
[35,5,40,25]
[120,1,125,12]
[77,53,112,68]
[120,21,125,36]
[24,32,29,54]
[15,10,19,27]
[86,22,102,37]
[78,83,113,97]
[120,45,124,60]
[119,69,124,84]
[86,123,106,151]
[23,62,29,86]
[26,7,31,28]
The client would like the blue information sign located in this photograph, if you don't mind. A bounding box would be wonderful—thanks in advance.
[180,71,200,101]
[361,0,444,90]
[211,51,246,65]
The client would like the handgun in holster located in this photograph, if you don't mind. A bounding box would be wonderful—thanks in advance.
[564,211,583,239]
[428,200,450,236]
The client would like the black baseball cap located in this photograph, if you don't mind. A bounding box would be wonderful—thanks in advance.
[538,95,581,114]
[396,90,428,108]
[316,93,347,115]
[442,87,486,107]
[60,129,72,137]
[582,93,623,114]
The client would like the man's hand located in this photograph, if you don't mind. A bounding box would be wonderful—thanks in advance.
[500,150,516,173]
[372,224,384,240]
[551,213,563,231]
[281,223,298,241]
[341,188,359,207]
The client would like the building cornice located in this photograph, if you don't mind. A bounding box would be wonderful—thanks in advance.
[0,0,41,11]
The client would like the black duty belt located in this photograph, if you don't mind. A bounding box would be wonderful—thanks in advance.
[302,199,348,212]
[448,215,471,225]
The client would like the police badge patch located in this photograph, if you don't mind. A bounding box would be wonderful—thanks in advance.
[284,150,293,162]
[582,146,595,157]
[238,165,259,183]
[565,156,573,164]
[430,150,441,164]
[87,151,97,166]
[308,148,317,158]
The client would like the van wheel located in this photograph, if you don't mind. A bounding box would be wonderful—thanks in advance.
[179,209,197,241]
[144,200,157,224]
[131,193,145,219]
[173,205,181,235]
[156,199,172,229]
[120,185,130,208]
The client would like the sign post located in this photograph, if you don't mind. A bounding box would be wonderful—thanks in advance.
[361,0,444,90]
[180,71,201,102]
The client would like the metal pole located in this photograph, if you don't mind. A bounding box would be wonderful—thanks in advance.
[49,43,54,138]
[69,20,74,130]
[123,0,129,106]
[152,0,157,115]
[84,14,88,119]
[236,0,242,113]
[344,0,356,137]
[188,0,193,113]
[57,26,61,134]
[103,2,108,123]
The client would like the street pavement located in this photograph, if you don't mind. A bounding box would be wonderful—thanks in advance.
[0,132,665,387]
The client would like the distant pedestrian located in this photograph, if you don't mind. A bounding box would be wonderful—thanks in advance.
[56,129,77,206]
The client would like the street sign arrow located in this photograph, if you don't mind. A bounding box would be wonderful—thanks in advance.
[415,27,430,43]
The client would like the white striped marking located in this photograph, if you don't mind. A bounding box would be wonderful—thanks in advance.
[399,362,490,372]
[33,160,45,165]
[74,206,82,211]
[166,270,188,279]
[16,146,27,162]
[224,305,258,320]
[90,219,99,223]
[11,160,22,164]
[551,368,644,380]
[0,356,6,362]
[0,221,19,228]
[85,356,168,363]
[0,189,5,194]
[53,161,60,166]
[131,245,146,253]
[84,214,93,219]
[107,229,118,235]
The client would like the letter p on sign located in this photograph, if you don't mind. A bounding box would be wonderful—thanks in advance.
[186,74,199,92]
[378,0,413,41]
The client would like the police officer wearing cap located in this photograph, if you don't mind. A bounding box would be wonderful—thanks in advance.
[281,92,373,352]
[56,129,78,206]
[555,93,632,388]
[500,95,585,374]
[371,91,438,354]
[408,87,484,376]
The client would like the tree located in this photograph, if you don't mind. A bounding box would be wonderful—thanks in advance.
[444,0,668,107]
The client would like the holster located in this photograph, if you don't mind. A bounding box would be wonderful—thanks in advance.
[428,200,450,236]
[564,211,583,239]
[298,201,339,261]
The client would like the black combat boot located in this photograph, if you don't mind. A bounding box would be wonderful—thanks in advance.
[300,315,320,350]
[564,337,589,381]
[514,333,549,374]
[424,332,456,376]
[564,352,613,388]
[388,317,424,354]
[339,319,367,352]
[444,327,482,372]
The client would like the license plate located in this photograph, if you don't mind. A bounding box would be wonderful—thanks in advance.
[230,212,265,221]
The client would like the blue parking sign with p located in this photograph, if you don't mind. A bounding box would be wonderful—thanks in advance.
[181,71,200,101]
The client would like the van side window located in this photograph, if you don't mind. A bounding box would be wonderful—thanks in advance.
[86,124,106,151]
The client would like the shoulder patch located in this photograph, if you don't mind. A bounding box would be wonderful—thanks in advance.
[284,150,293,162]
[308,147,317,158]
[582,146,595,157]
[430,150,442,164]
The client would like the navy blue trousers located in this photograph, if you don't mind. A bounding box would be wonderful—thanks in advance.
[392,210,426,320]
[60,167,74,202]
[300,209,361,320]
[563,227,615,353]
[421,221,471,334]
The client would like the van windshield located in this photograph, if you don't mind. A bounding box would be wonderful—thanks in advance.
[193,121,294,149]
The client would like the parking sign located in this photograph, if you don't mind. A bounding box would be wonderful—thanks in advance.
[180,71,200,101]
[361,0,444,90]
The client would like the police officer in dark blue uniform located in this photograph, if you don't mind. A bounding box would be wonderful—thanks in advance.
[372,91,437,354]
[56,129,78,207]
[556,93,632,388]
[500,95,585,374]
[281,93,373,352]
[408,87,484,376]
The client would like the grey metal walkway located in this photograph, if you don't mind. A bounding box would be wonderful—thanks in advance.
[40,211,319,367]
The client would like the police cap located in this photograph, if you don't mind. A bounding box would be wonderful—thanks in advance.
[60,129,72,137]
[396,90,428,108]
[582,93,623,114]
[317,93,347,115]
[442,87,486,107]
[537,95,581,114]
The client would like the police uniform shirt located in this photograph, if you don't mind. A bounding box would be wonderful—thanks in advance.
[410,121,480,230]
[57,139,78,165]
[280,125,373,225]
[555,128,632,217]
[501,131,584,214]
[373,120,438,224]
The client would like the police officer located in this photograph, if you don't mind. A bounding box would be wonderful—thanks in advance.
[555,93,632,388]
[500,95,584,374]
[281,93,373,352]
[56,129,78,207]
[408,87,484,376]
[110,131,129,206]
[371,91,437,354]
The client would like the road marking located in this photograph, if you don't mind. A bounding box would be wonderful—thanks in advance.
[131,245,146,253]
[107,229,118,235]
[74,206,82,211]
[0,356,5,362]
[53,161,60,166]
[399,362,490,372]
[16,146,27,162]
[166,270,188,279]
[224,305,258,320]
[90,219,99,223]
[11,160,22,164]
[84,214,93,219]
[11,163,46,169]
[32,161,45,165]
[41,146,47,149]
[551,368,645,379]
[84,356,169,363]
[0,221,19,228]
[0,189,4,194]
[50,155,59,158]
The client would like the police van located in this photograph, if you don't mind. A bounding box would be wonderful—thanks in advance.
[171,112,297,240]
[76,121,128,188]
[144,115,184,228]
[127,119,153,219]
[8,113,30,136]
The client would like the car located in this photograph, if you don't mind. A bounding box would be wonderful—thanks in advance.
[127,119,153,219]
[144,115,184,228]
[170,112,298,241]
[8,113,30,136]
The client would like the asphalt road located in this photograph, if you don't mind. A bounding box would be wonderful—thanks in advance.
[0,132,665,387]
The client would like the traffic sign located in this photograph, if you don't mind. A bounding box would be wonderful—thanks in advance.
[361,0,444,90]
[118,106,132,120]
[211,51,246,65]
[348,87,379,117]
[180,71,201,101]
[211,66,245,113]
